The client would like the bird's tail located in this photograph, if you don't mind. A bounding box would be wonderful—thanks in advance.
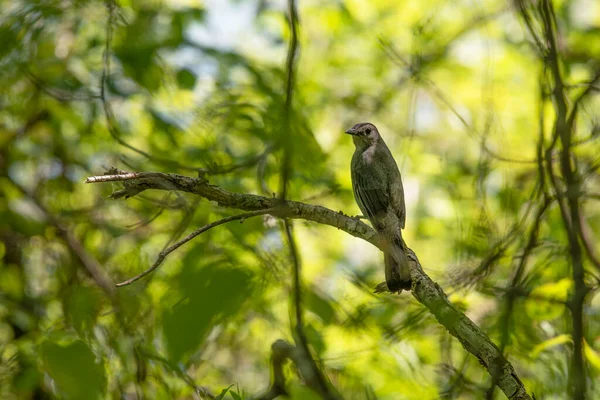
[382,233,411,293]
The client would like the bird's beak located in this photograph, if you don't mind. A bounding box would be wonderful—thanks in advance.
[345,127,358,135]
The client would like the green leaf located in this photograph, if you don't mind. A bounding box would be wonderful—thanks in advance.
[66,286,103,337]
[305,324,326,356]
[40,340,106,399]
[229,388,242,400]
[306,288,336,324]
[525,279,571,321]
[176,68,196,90]
[215,385,234,400]
[163,261,254,363]
[584,340,600,371]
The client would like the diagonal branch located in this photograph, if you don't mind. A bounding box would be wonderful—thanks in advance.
[85,169,532,399]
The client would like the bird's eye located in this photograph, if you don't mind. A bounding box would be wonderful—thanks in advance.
[365,128,371,135]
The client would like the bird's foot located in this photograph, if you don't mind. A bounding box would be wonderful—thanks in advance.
[373,282,390,294]
[373,280,412,294]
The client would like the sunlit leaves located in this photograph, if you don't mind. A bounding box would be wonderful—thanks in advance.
[584,340,600,372]
[525,279,571,321]
[530,334,571,358]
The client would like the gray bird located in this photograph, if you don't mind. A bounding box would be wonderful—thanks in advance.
[345,122,411,292]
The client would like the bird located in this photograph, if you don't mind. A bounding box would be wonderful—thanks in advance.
[345,122,411,293]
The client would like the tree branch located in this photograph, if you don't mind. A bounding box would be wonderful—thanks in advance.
[257,340,340,400]
[85,169,532,399]
[85,169,378,245]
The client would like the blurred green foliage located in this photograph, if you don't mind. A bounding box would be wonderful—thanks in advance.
[41,339,106,399]
[1,0,599,399]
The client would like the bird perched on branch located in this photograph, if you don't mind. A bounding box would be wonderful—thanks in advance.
[345,122,411,293]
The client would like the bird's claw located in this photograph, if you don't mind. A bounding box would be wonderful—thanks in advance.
[374,281,409,294]
[374,282,390,294]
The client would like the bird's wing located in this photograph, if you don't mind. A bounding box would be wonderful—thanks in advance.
[352,164,391,222]
[390,177,406,229]
[378,145,406,229]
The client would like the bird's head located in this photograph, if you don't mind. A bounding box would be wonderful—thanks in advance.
[345,122,380,149]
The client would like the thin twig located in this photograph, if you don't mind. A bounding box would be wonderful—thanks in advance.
[8,178,115,296]
[539,1,588,398]
[278,0,300,200]
[486,195,553,398]
[115,209,276,287]
[277,1,341,397]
